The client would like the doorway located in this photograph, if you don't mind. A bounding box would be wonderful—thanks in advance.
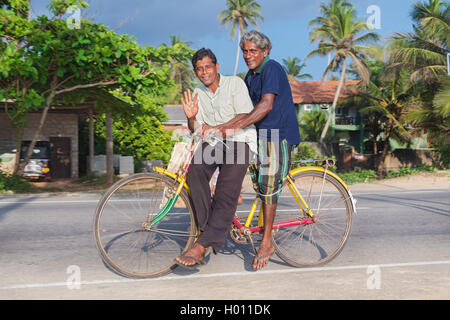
[49,137,71,179]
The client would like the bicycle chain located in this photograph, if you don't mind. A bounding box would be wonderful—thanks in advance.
[229,215,250,244]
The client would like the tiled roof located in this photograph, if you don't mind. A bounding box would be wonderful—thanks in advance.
[290,80,360,104]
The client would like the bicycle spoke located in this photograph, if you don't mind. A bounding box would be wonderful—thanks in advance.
[150,228,196,237]
[272,170,353,267]
[94,173,196,278]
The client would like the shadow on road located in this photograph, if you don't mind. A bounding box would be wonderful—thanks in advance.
[356,193,450,218]
[0,196,39,222]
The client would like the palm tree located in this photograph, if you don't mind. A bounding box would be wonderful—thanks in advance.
[352,67,415,174]
[405,76,450,147]
[388,0,449,165]
[168,35,192,47]
[218,0,263,76]
[388,0,449,83]
[282,57,313,81]
[411,0,449,49]
[163,36,195,98]
[299,111,328,142]
[308,0,379,143]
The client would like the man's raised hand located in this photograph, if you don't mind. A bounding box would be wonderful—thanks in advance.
[181,89,199,120]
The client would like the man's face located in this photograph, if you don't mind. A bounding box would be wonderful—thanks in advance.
[242,40,268,71]
[194,56,219,88]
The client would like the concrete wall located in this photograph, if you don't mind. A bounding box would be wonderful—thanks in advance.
[295,142,436,172]
[89,154,134,176]
[347,149,436,172]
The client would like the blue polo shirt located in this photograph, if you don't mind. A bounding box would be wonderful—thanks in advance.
[245,57,301,145]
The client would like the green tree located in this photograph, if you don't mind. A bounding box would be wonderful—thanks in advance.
[165,36,196,99]
[282,57,313,81]
[388,0,449,83]
[352,68,415,174]
[388,0,449,166]
[298,111,328,142]
[0,0,45,172]
[218,0,263,76]
[308,0,379,143]
[92,91,175,165]
[0,0,191,178]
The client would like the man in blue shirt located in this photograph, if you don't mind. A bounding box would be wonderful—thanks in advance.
[214,30,300,270]
[175,48,257,269]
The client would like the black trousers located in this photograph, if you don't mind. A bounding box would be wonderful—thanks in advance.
[186,141,251,253]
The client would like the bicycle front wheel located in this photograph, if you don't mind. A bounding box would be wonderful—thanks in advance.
[272,170,354,267]
[94,172,197,278]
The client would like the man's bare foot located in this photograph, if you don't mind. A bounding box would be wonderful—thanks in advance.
[175,243,207,267]
[252,245,275,270]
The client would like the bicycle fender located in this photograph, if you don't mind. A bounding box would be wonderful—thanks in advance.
[288,166,357,214]
[152,166,191,194]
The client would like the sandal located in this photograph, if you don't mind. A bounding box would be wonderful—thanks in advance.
[175,254,206,270]
[175,246,212,270]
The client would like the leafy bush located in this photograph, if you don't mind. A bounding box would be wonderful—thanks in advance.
[291,143,336,170]
[91,91,176,166]
[338,169,377,185]
[0,171,34,194]
[386,165,435,179]
[292,143,323,163]
[338,165,436,185]
[299,111,328,142]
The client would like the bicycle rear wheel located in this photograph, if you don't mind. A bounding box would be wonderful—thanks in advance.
[94,172,197,278]
[272,170,354,267]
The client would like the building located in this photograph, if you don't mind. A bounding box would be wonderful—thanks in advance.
[162,104,190,136]
[290,80,428,154]
[0,104,93,179]
[290,80,365,152]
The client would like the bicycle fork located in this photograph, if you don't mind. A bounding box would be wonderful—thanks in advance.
[142,175,187,230]
[286,174,317,223]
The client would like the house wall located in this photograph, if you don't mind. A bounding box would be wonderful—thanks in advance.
[347,149,436,171]
[0,113,79,178]
[296,103,364,151]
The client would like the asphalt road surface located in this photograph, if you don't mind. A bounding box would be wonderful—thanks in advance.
[0,186,449,300]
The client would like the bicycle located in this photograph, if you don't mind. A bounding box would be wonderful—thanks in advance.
[93,135,357,278]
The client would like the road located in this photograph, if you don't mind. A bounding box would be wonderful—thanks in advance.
[0,186,449,301]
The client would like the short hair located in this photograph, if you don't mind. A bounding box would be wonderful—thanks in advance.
[191,48,217,67]
[239,30,272,54]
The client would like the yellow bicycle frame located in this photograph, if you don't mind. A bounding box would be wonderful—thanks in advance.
[290,166,357,215]
[152,166,191,194]
[243,166,354,228]
[153,164,356,230]
[289,166,349,191]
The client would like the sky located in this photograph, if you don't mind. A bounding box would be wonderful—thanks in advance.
[29,0,419,80]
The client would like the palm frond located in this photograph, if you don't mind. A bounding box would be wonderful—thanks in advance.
[433,81,450,118]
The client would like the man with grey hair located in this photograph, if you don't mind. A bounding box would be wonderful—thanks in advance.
[212,30,300,270]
